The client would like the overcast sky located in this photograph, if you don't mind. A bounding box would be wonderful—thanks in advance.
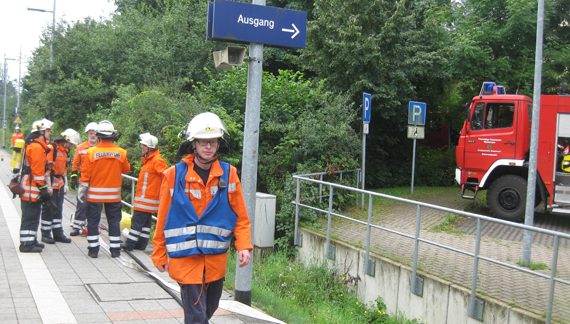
[1,0,117,82]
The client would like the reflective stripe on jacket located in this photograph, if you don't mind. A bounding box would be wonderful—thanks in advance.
[20,139,49,202]
[133,150,169,213]
[80,141,131,203]
[163,161,237,258]
[151,154,252,285]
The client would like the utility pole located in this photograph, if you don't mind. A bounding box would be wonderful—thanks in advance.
[234,0,265,307]
[2,56,7,148]
[522,0,545,266]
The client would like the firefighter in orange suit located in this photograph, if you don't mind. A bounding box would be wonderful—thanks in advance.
[11,126,24,147]
[19,119,54,253]
[152,112,252,324]
[78,120,130,258]
[121,133,168,251]
[40,129,81,244]
[69,122,99,236]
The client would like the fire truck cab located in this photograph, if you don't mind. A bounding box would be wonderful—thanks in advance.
[456,82,570,221]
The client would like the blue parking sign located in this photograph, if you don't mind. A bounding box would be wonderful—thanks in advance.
[408,101,426,125]
[363,93,371,123]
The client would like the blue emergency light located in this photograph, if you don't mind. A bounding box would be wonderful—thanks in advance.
[496,85,506,95]
[480,82,496,95]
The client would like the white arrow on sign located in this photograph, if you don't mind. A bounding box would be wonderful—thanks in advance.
[282,23,299,39]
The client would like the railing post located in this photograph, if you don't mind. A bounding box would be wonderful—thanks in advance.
[131,179,135,215]
[365,193,375,276]
[546,236,560,324]
[411,205,423,296]
[468,218,484,321]
[356,170,361,208]
[294,177,302,246]
[326,185,335,260]
[319,174,323,203]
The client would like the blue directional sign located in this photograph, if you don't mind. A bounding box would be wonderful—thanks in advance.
[408,101,426,125]
[363,93,371,123]
[207,1,307,49]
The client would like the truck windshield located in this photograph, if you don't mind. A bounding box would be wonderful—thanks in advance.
[470,102,515,131]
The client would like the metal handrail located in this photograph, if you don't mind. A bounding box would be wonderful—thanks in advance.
[121,173,138,214]
[292,172,570,323]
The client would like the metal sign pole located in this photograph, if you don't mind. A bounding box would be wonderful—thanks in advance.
[411,137,416,194]
[361,130,366,208]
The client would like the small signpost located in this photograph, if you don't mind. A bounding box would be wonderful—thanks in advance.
[362,93,371,208]
[408,101,426,194]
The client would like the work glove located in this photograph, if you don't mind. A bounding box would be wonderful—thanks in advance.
[77,183,88,203]
[70,171,79,190]
[45,174,53,196]
[63,176,69,195]
[38,184,50,201]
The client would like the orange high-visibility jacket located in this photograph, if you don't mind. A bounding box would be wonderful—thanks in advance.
[80,141,130,203]
[11,132,24,146]
[71,141,92,173]
[49,142,69,190]
[20,139,49,202]
[133,150,169,213]
[152,154,252,285]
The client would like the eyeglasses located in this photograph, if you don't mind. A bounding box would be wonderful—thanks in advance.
[196,139,219,147]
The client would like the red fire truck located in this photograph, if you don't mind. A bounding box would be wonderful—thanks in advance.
[455,82,570,221]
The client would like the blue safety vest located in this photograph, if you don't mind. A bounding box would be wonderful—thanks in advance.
[163,161,238,258]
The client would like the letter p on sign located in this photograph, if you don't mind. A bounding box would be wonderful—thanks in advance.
[363,93,371,123]
[408,101,426,125]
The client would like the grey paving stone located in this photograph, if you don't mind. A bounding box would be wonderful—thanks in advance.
[98,300,136,313]
[72,312,112,323]
[0,312,17,321]
[145,318,183,324]
[128,299,165,312]
[14,306,41,319]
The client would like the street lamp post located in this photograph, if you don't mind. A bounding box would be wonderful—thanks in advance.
[28,0,56,68]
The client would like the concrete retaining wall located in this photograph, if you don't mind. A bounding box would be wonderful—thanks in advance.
[296,228,546,324]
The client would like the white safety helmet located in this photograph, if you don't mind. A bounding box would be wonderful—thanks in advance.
[84,122,98,133]
[139,133,158,149]
[15,126,20,130]
[31,118,54,133]
[182,112,227,141]
[96,120,117,138]
[61,129,81,145]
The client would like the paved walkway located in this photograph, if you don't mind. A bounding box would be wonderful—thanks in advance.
[321,190,570,323]
[0,148,283,324]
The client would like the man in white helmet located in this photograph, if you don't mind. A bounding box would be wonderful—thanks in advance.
[18,118,54,253]
[40,129,81,244]
[152,112,252,323]
[121,133,169,251]
[11,126,24,148]
[78,120,130,258]
[69,122,99,236]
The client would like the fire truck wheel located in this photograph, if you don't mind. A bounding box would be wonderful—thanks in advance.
[487,175,527,222]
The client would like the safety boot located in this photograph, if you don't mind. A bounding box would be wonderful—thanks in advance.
[20,243,43,253]
[88,250,98,258]
[54,235,72,243]
[41,236,56,244]
[34,240,45,248]
[120,242,134,251]
[69,229,80,236]
[111,250,121,258]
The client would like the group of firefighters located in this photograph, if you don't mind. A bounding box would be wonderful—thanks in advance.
[10,112,252,324]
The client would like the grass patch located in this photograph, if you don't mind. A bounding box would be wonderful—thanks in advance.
[516,259,549,271]
[463,191,490,215]
[430,214,467,235]
[225,249,424,324]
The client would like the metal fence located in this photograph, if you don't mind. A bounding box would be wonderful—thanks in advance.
[292,171,570,323]
[121,173,138,214]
